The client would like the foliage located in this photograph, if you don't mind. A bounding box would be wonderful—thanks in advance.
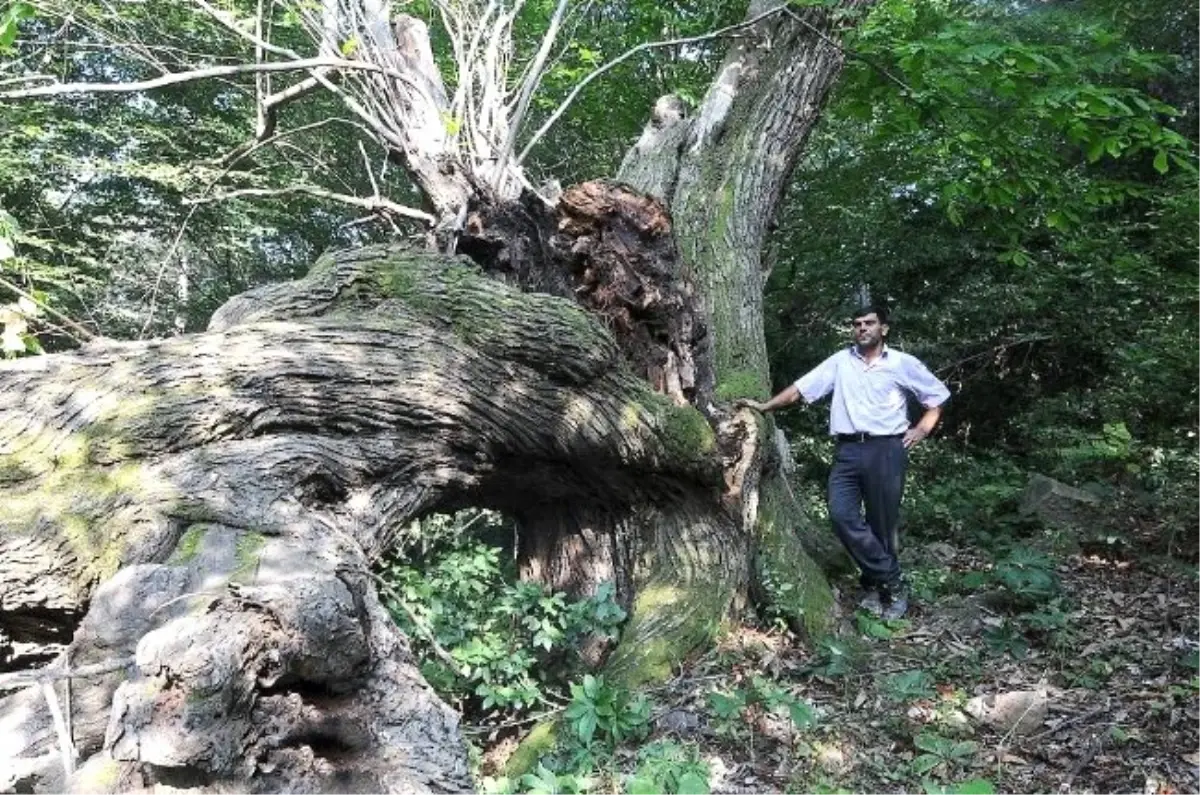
[379,516,626,715]
[626,741,710,795]
[563,674,651,747]
[922,779,996,795]
[884,669,936,702]
[911,731,979,776]
[706,674,819,740]
[992,546,1060,606]
[484,763,593,795]
[766,0,1198,561]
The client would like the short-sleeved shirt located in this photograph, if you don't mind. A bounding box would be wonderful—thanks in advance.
[794,345,950,436]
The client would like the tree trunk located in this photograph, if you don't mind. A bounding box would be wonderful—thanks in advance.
[617,0,871,625]
[0,235,735,792]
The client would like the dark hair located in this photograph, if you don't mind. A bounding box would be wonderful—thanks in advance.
[852,303,889,325]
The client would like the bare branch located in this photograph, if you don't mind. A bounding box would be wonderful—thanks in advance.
[517,4,788,164]
[0,56,419,100]
[187,186,435,225]
[188,0,303,60]
[496,0,569,188]
[0,275,97,342]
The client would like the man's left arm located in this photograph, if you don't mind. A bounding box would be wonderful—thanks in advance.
[901,356,951,449]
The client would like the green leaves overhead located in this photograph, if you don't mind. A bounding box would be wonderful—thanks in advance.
[0,2,34,51]
[840,0,1194,230]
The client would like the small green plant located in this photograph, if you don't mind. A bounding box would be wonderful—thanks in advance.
[994,546,1060,606]
[910,732,979,776]
[856,610,906,639]
[884,669,936,702]
[806,636,856,679]
[982,620,1029,660]
[706,676,818,739]
[513,763,593,794]
[563,675,650,747]
[626,740,710,795]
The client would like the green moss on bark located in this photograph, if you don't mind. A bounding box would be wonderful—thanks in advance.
[640,391,716,465]
[606,581,729,689]
[171,525,206,565]
[755,476,837,636]
[503,721,558,778]
[714,369,769,402]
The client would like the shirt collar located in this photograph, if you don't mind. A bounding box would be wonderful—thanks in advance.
[849,343,889,361]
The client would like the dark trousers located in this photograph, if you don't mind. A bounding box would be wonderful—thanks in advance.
[828,437,908,588]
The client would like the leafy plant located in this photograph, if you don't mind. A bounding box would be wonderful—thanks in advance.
[983,620,1030,660]
[994,546,1060,606]
[922,778,996,795]
[910,732,979,776]
[563,675,650,747]
[626,741,710,795]
[378,521,627,717]
[706,676,819,739]
[806,636,857,679]
[884,669,936,702]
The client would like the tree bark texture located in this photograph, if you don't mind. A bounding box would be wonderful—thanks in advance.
[0,221,742,791]
[617,0,875,630]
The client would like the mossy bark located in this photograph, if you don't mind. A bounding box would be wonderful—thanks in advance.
[0,243,735,793]
[616,0,876,648]
[1,3,879,789]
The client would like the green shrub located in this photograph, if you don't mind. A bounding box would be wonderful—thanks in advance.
[378,523,626,716]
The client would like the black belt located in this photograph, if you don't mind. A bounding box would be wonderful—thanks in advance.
[835,432,904,443]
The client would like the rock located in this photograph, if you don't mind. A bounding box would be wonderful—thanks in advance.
[924,542,959,563]
[1019,474,1101,530]
[815,742,852,774]
[655,708,701,737]
[965,688,1048,735]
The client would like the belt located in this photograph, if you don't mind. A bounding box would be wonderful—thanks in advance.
[835,432,904,443]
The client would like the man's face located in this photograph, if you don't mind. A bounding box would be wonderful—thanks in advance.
[851,313,887,349]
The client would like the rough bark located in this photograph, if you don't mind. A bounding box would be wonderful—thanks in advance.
[618,0,875,630]
[0,228,737,792]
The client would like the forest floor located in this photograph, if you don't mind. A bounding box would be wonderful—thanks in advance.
[481,537,1199,795]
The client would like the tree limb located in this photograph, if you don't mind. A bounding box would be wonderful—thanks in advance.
[0,56,408,100]
[495,0,569,188]
[517,4,788,164]
[187,186,435,225]
[0,275,97,341]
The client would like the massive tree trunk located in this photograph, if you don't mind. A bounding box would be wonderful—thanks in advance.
[1,1,874,791]
[1,226,727,792]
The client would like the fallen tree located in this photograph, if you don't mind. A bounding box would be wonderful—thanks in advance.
[1,0,869,790]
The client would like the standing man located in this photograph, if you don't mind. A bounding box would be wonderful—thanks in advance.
[741,304,949,619]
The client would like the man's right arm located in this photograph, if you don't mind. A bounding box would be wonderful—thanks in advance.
[738,353,838,414]
[739,385,802,414]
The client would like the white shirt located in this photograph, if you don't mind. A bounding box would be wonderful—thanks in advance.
[794,345,950,436]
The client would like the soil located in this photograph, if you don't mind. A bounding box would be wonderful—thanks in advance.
[478,539,1199,794]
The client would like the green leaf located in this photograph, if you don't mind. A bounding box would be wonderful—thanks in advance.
[788,700,819,730]
[911,753,943,775]
[627,776,658,795]
[1153,149,1169,174]
[677,771,711,794]
[577,710,597,744]
[950,779,997,794]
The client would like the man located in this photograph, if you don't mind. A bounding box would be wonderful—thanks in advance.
[741,304,949,620]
